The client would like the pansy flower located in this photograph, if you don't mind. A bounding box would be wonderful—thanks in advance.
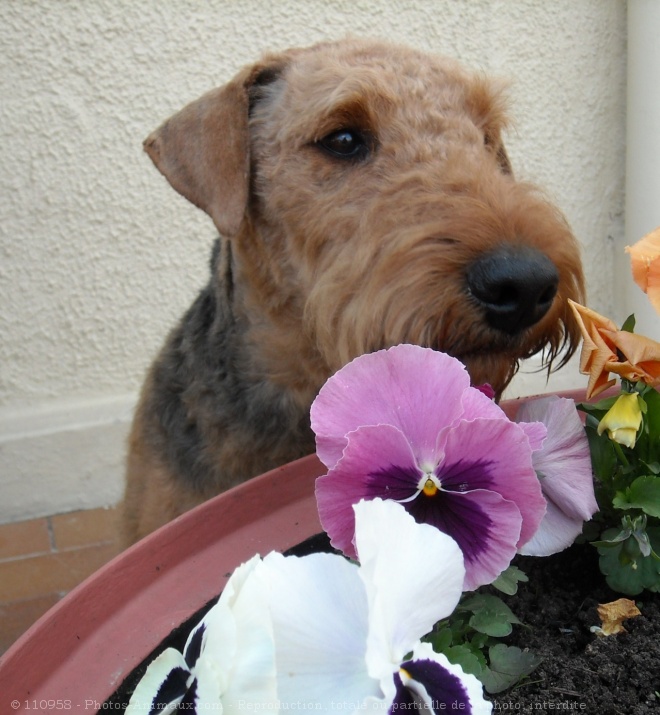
[125,555,277,713]
[311,344,547,591]
[126,499,489,713]
[626,226,660,316]
[514,396,598,556]
[259,498,491,713]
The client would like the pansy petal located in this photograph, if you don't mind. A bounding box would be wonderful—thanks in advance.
[515,420,547,453]
[178,680,200,711]
[186,553,262,667]
[220,560,278,706]
[394,642,491,714]
[457,385,508,422]
[311,345,471,468]
[217,553,262,609]
[516,397,597,522]
[436,418,546,548]
[188,602,234,693]
[183,621,205,670]
[353,499,465,678]
[519,499,586,556]
[259,551,378,707]
[125,648,191,714]
[191,657,224,706]
[316,424,423,559]
[405,488,522,590]
[181,553,278,706]
[390,671,424,709]
[183,556,260,692]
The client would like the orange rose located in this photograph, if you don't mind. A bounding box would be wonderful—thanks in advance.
[568,300,660,398]
[608,330,660,386]
[626,226,660,316]
[568,301,618,398]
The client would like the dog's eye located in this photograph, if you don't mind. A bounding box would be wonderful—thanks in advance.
[317,129,369,159]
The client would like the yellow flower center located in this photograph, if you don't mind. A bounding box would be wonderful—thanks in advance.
[422,478,438,496]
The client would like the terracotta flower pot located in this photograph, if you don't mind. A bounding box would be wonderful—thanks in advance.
[0,389,590,708]
[0,453,327,710]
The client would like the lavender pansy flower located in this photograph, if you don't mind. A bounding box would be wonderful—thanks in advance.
[515,396,598,556]
[311,344,547,591]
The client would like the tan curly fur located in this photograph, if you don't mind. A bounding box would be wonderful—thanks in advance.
[122,38,584,544]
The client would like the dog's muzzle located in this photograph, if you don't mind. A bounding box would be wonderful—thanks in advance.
[466,246,559,335]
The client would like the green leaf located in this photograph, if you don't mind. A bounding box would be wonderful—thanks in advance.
[581,518,604,542]
[641,388,660,462]
[424,627,453,653]
[469,631,490,650]
[613,475,660,517]
[620,313,636,333]
[461,594,521,637]
[491,565,529,595]
[597,527,660,595]
[577,396,619,417]
[592,533,630,548]
[441,644,486,678]
[583,423,618,482]
[479,644,542,694]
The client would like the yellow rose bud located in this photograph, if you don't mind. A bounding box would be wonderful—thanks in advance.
[597,393,643,448]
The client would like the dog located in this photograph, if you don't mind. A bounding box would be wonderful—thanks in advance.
[122,38,585,544]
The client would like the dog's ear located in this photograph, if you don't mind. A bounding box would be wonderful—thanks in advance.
[143,58,287,237]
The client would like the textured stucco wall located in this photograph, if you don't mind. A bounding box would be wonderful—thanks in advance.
[0,0,627,522]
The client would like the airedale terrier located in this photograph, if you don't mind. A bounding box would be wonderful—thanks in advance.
[122,38,584,544]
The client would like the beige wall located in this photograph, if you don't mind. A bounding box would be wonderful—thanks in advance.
[0,0,627,522]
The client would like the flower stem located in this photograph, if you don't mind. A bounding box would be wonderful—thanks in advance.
[612,440,630,468]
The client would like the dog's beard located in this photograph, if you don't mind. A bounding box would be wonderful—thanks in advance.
[306,283,580,399]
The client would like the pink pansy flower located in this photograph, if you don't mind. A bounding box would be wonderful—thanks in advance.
[515,396,598,556]
[311,344,547,591]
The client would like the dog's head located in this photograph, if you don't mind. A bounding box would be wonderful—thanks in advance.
[144,38,584,397]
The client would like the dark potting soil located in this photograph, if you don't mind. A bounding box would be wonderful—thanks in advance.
[492,543,660,714]
[106,537,660,714]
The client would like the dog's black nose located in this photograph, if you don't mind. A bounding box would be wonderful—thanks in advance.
[466,247,559,334]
